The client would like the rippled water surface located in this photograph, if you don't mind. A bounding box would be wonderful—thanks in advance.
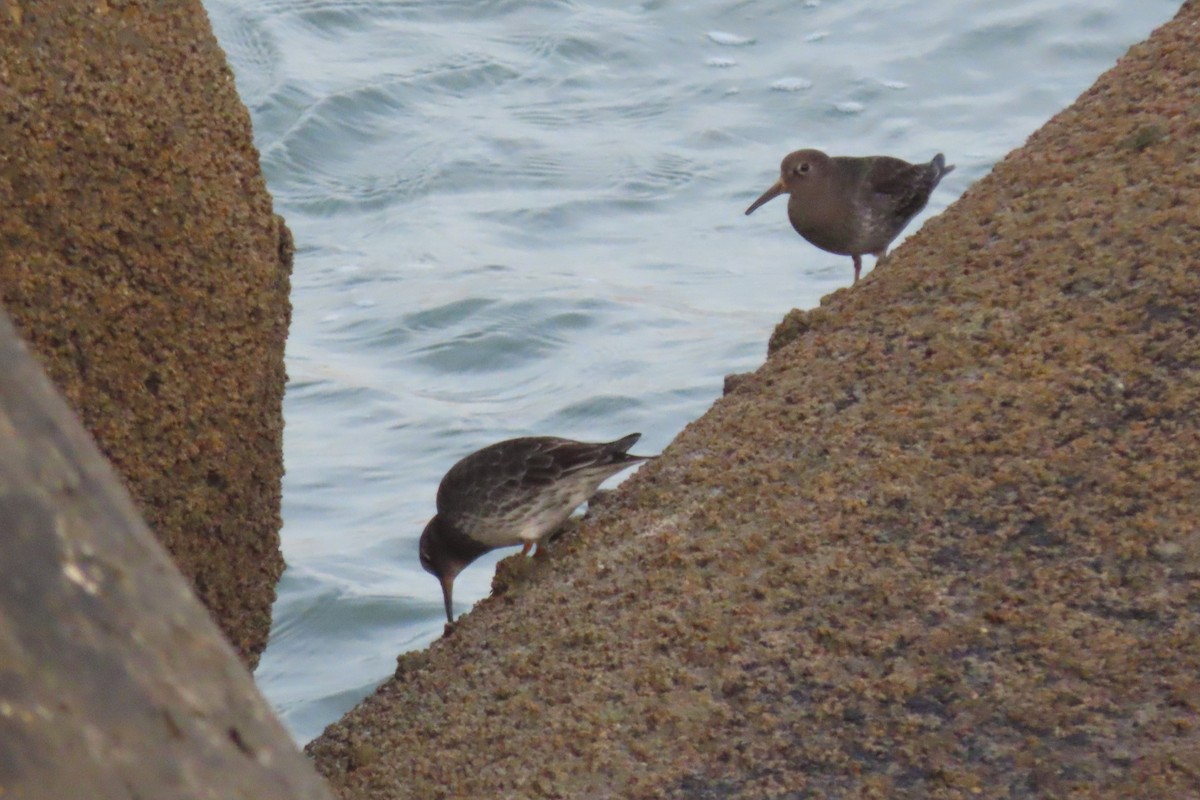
[203,0,1179,742]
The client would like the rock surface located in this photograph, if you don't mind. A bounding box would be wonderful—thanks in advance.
[0,0,291,666]
[308,3,1200,798]
[0,310,332,800]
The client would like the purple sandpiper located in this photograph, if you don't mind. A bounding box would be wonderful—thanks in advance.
[745,149,954,284]
[418,433,652,623]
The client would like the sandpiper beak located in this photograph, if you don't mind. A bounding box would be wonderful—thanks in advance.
[439,575,455,623]
[745,179,785,215]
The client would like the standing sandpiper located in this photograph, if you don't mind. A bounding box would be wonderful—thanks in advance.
[418,433,653,623]
[745,149,954,284]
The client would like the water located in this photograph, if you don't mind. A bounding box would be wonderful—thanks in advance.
[203,0,1180,744]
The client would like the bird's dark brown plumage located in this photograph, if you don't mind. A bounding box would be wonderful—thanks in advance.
[745,148,954,284]
[418,434,652,623]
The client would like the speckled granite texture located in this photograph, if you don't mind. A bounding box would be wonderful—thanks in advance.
[308,3,1199,797]
[0,0,290,667]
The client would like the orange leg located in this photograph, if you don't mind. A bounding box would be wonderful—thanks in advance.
[532,542,549,560]
[852,254,862,284]
[520,541,533,557]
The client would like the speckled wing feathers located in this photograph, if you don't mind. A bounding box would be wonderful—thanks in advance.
[436,435,647,540]
[862,156,943,225]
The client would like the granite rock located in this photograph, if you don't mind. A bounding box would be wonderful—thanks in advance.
[0,0,290,666]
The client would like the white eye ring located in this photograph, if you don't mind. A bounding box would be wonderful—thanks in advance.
[797,162,810,174]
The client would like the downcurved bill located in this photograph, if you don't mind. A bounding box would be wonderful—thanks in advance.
[440,575,455,623]
[745,179,785,215]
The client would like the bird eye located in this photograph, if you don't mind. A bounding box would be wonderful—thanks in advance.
[796,162,811,175]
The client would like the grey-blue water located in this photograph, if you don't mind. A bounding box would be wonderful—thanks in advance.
[203,0,1179,744]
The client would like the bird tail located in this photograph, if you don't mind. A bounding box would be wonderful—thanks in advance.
[607,433,654,463]
[932,153,956,180]
[551,434,654,479]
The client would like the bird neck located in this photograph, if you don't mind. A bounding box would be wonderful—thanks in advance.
[432,516,494,571]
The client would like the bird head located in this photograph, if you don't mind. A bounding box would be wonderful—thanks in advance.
[745,148,831,215]
[419,516,466,624]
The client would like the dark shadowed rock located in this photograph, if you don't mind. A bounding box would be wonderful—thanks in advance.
[0,0,290,666]
[308,3,1200,798]
[0,311,332,800]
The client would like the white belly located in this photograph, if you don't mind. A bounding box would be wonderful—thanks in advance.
[460,486,591,548]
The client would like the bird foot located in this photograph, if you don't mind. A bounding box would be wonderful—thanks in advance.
[519,540,550,560]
